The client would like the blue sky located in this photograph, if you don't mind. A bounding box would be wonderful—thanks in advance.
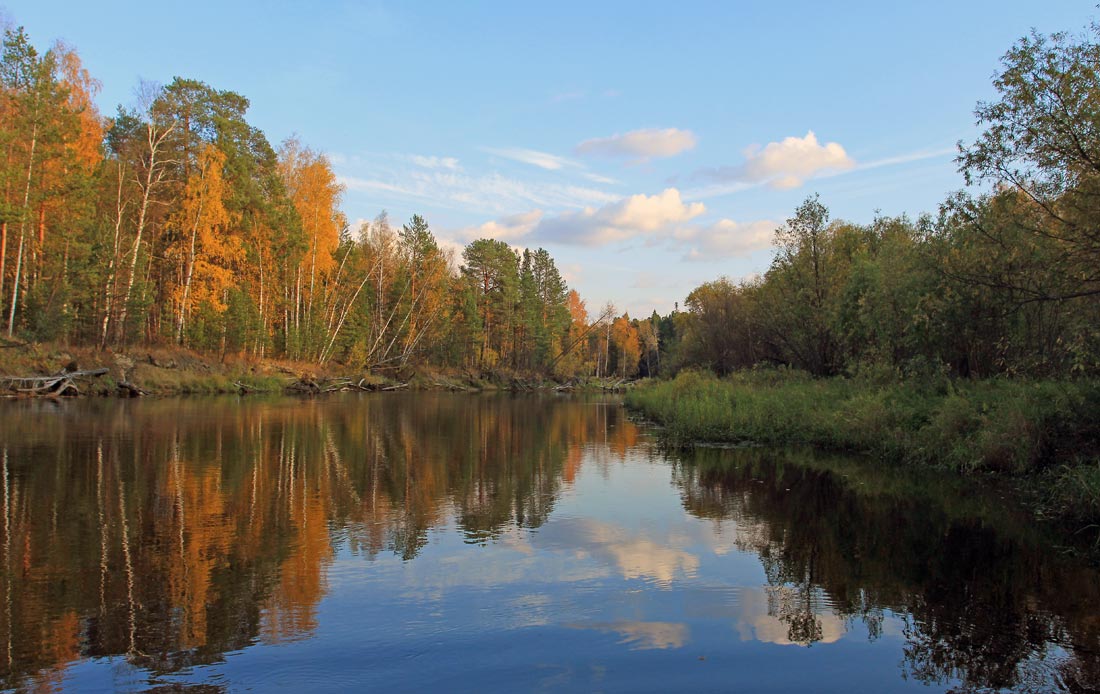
[4,1,1093,317]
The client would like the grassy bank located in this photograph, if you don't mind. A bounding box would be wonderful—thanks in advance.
[0,341,617,396]
[625,369,1100,524]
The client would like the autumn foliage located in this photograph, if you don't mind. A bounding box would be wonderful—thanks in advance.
[0,25,640,376]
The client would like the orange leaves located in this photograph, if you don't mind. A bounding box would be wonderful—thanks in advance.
[612,314,641,378]
[279,137,343,278]
[172,143,239,322]
[54,41,103,170]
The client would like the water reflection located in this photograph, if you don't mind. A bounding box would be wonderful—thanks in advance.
[0,394,1096,692]
[674,447,1100,690]
[0,394,624,690]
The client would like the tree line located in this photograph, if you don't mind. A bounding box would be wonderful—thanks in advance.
[0,24,646,377]
[658,22,1100,381]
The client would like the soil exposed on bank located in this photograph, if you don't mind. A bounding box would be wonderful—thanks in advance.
[0,341,627,397]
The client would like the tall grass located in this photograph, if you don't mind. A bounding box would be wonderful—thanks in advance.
[625,369,1100,521]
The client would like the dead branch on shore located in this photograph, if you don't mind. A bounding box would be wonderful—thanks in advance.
[1,367,110,397]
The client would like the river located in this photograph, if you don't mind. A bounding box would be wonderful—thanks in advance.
[0,393,1097,692]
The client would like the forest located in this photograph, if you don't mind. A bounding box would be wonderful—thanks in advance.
[624,24,1100,523]
[3,20,1100,386]
[0,25,649,379]
[658,26,1100,381]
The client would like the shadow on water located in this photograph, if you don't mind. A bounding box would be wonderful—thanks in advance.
[672,445,1100,692]
[0,393,1096,692]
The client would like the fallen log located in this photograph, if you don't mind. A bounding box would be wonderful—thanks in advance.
[286,378,321,394]
[2,367,109,397]
[117,381,147,397]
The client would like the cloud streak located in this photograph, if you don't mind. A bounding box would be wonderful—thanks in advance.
[339,169,617,216]
[483,146,580,171]
[408,154,461,171]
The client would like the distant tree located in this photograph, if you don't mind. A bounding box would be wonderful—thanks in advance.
[680,278,758,375]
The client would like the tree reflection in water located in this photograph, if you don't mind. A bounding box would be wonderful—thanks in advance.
[0,395,1096,692]
[673,446,1100,691]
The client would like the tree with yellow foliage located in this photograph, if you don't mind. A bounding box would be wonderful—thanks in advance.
[278,136,343,352]
[171,144,237,344]
[611,313,641,378]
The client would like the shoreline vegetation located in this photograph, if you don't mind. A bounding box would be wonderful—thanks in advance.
[0,340,636,397]
[625,370,1100,533]
[0,26,647,383]
[2,12,1100,535]
[619,24,1100,537]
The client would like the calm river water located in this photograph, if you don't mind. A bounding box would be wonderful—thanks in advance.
[0,393,1097,692]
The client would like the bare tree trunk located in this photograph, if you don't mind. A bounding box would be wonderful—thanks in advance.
[604,317,612,379]
[0,137,12,315]
[307,236,317,329]
[319,269,372,364]
[294,266,302,358]
[0,223,6,315]
[116,123,173,344]
[176,179,207,344]
[6,116,38,337]
[257,250,265,357]
[100,162,127,347]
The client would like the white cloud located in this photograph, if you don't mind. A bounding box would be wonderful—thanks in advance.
[694,131,854,190]
[534,188,705,246]
[677,219,778,261]
[687,142,953,201]
[459,209,545,242]
[460,188,772,260]
[744,131,854,186]
[576,128,698,161]
[484,147,578,171]
[605,188,706,230]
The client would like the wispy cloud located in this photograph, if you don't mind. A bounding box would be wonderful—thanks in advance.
[407,154,462,171]
[581,171,619,185]
[853,146,956,172]
[338,168,616,217]
[576,128,698,162]
[483,146,579,171]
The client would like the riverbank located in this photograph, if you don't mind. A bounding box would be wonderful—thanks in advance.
[0,341,627,397]
[624,370,1100,527]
